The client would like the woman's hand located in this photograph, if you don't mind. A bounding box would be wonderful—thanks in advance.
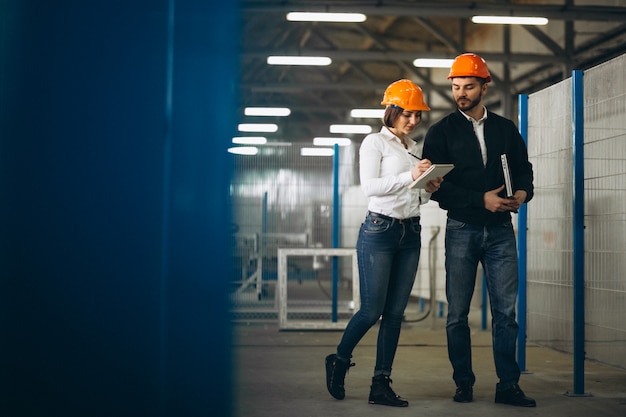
[411,159,432,180]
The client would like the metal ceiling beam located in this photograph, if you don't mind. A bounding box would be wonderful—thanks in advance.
[239,1,626,142]
[413,16,462,52]
[573,22,626,57]
[241,104,453,113]
[242,1,626,21]
[243,49,564,64]
[523,26,566,57]
[352,24,454,104]
[243,82,391,92]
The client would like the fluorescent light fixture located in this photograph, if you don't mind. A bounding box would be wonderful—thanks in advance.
[267,56,332,66]
[232,136,267,145]
[301,147,334,156]
[330,124,372,134]
[261,142,292,147]
[286,12,366,23]
[472,16,548,25]
[350,108,385,118]
[228,146,258,155]
[413,58,455,68]
[238,123,278,133]
[313,137,352,147]
[244,107,291,117]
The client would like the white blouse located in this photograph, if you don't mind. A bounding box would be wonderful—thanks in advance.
[359,126,430,220]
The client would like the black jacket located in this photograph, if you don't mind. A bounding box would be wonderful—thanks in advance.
[422,109,534,226]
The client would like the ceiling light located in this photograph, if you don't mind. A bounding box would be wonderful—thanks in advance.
[350,109,385,118]
[472,16,548,25]
[267,56,332,66]
[228,146,258,155]
[413,58,455,68]
[330,124,372,134]
[238,123,278,133]
[286,12,366,23]
[244,107,291,117]
[260,142,292,147]
[313,137,352,147]
[301,147,334,157]
[232,136,267,145]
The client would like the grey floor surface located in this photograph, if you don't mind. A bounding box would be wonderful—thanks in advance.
[231,313,626,417]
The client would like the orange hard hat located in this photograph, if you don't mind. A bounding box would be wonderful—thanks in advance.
[448,53,492,83]
[381,79,430,111]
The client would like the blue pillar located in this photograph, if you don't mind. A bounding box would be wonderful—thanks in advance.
[331,144,340,322]
[571,70,587,396]
[517,94,529,371]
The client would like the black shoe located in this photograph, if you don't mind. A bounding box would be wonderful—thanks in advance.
[495,384,537,407]
[453,382,473,403]
[325,354,354,400]
[368,375,409,407]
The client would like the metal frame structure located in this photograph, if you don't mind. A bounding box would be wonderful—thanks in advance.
[277,247,359,330]
[240,1,626,143]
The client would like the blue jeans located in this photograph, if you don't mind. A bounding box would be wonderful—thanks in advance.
[337,211,421,376]
[444,218,521,389]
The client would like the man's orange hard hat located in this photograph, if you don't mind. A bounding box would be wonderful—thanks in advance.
[448,53,492,83]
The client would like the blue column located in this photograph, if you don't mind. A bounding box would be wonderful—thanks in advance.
[571,70,586,396]
[517,94,529,371]
[332,144,340,322]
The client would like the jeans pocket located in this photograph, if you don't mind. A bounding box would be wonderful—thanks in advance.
[410,220,422,234]
[447,218,466,230]
[364,213,392,233]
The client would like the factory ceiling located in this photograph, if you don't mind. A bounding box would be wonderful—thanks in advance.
[238,1,626,144]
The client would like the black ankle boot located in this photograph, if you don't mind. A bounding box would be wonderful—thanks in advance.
[325,354,355,400]
[368,375,409,407]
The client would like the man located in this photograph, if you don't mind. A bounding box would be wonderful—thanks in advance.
[422,53,536,407]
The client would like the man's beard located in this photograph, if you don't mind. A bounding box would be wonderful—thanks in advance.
[456,96,480,112]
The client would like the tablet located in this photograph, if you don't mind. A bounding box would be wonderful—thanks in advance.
[408,164,454,189]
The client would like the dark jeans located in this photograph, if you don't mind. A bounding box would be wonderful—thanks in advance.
[444,218,521,389]
[337,211,421,376]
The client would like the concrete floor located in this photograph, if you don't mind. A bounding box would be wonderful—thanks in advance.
[231,313,626,417]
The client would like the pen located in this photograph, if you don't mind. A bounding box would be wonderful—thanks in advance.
[408,152,422,160]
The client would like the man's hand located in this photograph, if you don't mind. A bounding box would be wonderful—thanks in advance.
[484,185,525,213]
[511,190,527,208]
[425,177,443,193]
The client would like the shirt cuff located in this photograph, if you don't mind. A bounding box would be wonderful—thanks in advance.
[402,171,414,186]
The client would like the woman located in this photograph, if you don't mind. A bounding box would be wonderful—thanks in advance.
[325,79,442,407]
